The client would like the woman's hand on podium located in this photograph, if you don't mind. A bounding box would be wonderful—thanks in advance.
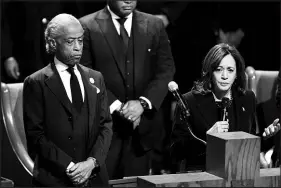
[260,152,272,168]
[207,121,229,134]
[262,118,280,139]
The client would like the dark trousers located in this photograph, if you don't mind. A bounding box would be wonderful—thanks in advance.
[106,132,150,180]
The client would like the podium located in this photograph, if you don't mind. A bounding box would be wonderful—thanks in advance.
[109,132,280,187]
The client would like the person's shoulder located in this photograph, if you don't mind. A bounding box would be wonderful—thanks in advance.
[79,9,103,23]
[244,90,255,100]
[23,65,52,88]
[79,64,103,79]
[24,65,50,82]
[234,89,255,106]
[134,10,163,24]
[239,89,255,99]
[183,90,196,101]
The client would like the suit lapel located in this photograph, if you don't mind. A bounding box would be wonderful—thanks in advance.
[77,65,97,134]
[232,91,247,132]
[195,92,218,129]
[44,63,72,114]
[96,7,126,79]
[133,11,148,81]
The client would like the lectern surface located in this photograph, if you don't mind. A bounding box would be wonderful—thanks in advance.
[138,172,225,187]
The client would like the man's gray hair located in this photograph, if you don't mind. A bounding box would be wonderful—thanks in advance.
[44,13,81,54]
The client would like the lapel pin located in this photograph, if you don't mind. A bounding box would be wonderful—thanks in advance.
[148,49,151,52]
[89,77,99,93]
[242,107,245,111]
[89,78,95,84]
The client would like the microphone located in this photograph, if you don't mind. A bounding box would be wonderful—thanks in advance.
[168,81,206,145]
[168,81,189,119]
[221,97,230,121]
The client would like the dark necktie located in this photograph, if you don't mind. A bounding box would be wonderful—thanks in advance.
[117,18,129,53]
[67,66,83,112]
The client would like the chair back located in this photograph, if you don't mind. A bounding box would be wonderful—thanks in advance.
[246,67,279,104]
[245,67,280,167]
[245,66,279,126]
[1,82,34,176]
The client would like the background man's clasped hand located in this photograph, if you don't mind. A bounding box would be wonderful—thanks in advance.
[116,100,144,130]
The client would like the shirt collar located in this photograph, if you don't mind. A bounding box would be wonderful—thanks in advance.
[212,90,232,102]
[54,56,77,72]
[107,5,133,20]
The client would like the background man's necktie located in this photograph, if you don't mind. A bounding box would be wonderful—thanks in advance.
[117,18,129,53]
[67,66,83,112]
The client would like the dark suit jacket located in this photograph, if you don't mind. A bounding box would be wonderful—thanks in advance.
[170,89,257,169]
[23,63,113,186]
[79,7,175,150]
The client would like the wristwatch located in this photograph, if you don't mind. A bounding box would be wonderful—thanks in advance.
[88,157,100,175]
[92,159,100,174]
[139,98,149,110]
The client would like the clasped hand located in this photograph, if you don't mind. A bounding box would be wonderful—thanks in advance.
[66,159,95,186]
[117,100,144,129]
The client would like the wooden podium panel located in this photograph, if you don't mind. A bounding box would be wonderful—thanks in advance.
[137,172,225,187]
[206,132,260,181]
[135,168,280,187]
[109,177,137,187]
[109,131,280,187]
[254,168,280,187]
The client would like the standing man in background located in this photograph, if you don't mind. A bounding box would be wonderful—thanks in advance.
[23,13,112,186]
[80,0,175,179]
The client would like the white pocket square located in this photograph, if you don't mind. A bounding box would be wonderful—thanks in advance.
[95,87,100,94]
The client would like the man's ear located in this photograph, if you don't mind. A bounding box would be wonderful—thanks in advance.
[50,39,56,49]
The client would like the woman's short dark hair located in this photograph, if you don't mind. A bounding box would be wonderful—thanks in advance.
[193,43,246,94]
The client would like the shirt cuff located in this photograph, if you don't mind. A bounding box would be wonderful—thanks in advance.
[140,96,152,109]
[66,161,75,171]
[110,100,122,114]
[87,157,97,168]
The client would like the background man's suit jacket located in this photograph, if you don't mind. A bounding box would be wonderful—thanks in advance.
[79,7,175,150]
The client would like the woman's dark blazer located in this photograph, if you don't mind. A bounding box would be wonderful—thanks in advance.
[170,89,258,170]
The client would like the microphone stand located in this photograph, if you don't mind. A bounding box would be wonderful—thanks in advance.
[176,101,207,146]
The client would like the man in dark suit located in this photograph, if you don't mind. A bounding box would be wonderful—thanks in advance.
[79,0,175,179]
[23,13,113,186]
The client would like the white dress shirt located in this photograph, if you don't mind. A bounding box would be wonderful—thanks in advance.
[54,57,85,102]
[212,91,232,102]
[107,5,133,37]
[54,58,93,170]
[107,6,152,113]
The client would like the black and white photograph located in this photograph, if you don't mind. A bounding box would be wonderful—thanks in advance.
[0,0,280,187]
